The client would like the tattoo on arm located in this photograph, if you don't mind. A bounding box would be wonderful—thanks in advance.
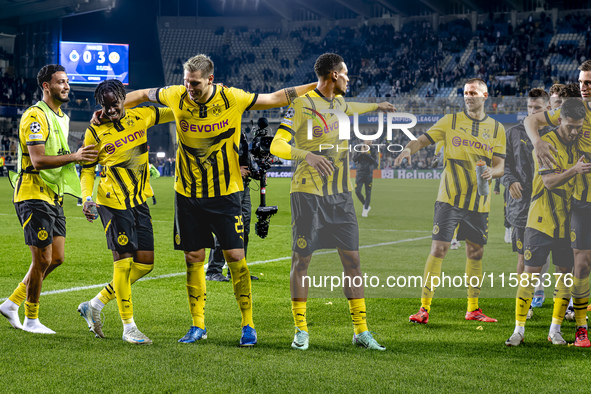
[284,87,297,104]
[148,88,158,102]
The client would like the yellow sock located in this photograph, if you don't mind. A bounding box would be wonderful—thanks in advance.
[452,225,459,239]
[292,301,308,332]
[572,276,590,327]
[515,273,534,327]
[130,261,154,283]
[113,257,133,324]
[24,301,39,319]
[228,258,254,328]
[466,258,482,312]
[552,275,571,326]
[421,254,443,312]
[348,298,368,335]
[98,282,116,305]
[8,282,26,306]
[186,261,206,329]
[98,262,154,305]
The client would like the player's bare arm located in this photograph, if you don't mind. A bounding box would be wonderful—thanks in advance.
[29,144,98,170]
[393,134,431,166]
[524,111,557,168]
[480,155,504,180]
[250,82,317,110]
[376,101,396,112]
[542,156,591,189]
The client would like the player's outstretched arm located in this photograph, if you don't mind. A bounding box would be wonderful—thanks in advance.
[250,82,317,110]
[524,111,557,169]
[542,156,591,189]
[29,144,98,170]
[393,134,431,167]
[124,88,160,108]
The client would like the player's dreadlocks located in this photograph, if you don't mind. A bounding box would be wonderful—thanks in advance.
[94,79,126,107]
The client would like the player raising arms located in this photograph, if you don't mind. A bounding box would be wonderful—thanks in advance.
[120,54,317,346]
[77,80,173,344]
[271,53,395,351]
[394,78,506,324]
[506,98,590,346]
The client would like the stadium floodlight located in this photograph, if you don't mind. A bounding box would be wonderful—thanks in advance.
[157,152,166,158]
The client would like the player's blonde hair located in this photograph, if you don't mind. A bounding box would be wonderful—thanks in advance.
[183,54,214,77]
[465,78,488,93]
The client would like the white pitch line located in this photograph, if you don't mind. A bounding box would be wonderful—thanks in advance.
[0,235,430,301]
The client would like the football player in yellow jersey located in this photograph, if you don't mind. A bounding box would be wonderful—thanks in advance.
[77,80,173,344]
[270,53,395,351]
[113,54,317,346]
[506,98,591,347]
[0,65,97,334]
[394,78,506,324]
[525,62,591,346]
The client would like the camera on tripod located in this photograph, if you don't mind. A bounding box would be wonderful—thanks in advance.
[250,118,278,239]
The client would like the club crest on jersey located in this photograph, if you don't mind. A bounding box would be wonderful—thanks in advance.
[211,104,222,117]
[38,229,48,241]
[117,233,129,246]
[125,117,135,127]
[296,236,307,249]
[482,131,491,140]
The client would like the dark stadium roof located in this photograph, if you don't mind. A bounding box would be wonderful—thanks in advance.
[0,0,117,25]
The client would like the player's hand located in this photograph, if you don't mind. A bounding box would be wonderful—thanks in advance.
[481,167,493,180]
[394,149,411,167]
[90,110,104,125]
[240,165,250,178]
[573,156,591,174]
[376,101,396,112]
[306,152,333,176]
[82,199,97,222]
[73,145,98,163]
[509,182,523,199]
[534,140,558,169]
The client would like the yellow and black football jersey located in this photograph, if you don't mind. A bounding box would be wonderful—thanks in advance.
[425,110,506,213]
[526,130,577,238]
[81,106,173,210]
[13,106,64,205]
[155,85,257,198]
[544,103,591,202]
[274,89,378,196]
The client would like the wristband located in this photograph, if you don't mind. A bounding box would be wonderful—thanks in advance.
[403,148,412,155]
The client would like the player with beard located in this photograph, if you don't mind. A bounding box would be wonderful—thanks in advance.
[0,64,97,334]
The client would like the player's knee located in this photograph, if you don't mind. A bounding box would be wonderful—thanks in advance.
[292,254,311,272]
[184,250,205,264]
[467,249,484,260]
[52,255,65,266]
[430,243,448,258]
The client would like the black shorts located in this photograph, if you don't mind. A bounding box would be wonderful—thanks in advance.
[291,192,359,256]
[512,226,525,255]
[523,228,573,268]
[97,203,154,253]
[174,192,243,251]
[431,201,488,245]
[14,199,66,248]
[570,199,591,250]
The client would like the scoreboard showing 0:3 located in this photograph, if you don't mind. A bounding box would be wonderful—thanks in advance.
[59,41,129,85]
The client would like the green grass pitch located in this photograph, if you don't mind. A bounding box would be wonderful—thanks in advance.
[1,175,590,392]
